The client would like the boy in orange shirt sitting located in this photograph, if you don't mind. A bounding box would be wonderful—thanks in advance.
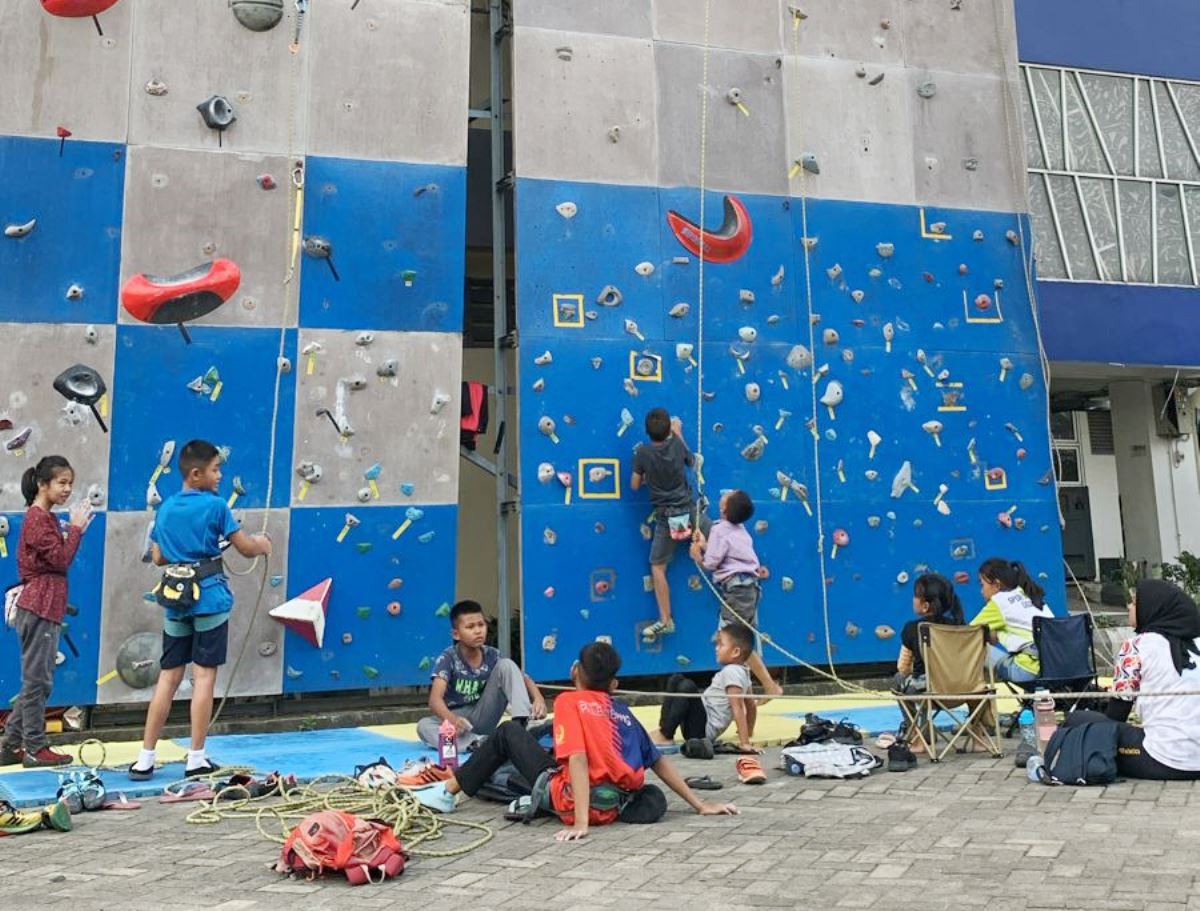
[415,641,738,840]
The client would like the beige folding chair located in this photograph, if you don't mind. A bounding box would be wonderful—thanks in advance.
[901,624,1002,761]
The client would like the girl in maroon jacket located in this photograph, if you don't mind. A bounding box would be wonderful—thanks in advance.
[1,456,92,767]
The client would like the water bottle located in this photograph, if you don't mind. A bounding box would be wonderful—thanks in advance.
[1033,690,1057,753]
[1018,708,1036,751]
[1026,754,1046,783]
[438,718,459,770]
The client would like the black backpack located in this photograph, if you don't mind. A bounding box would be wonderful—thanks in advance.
[1043,721,1119,785]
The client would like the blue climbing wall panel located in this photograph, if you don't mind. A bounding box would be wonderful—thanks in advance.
[0,0,471,708]
[516,178,1066,679]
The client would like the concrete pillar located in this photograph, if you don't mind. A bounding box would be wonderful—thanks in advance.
[1109,381,1200,570]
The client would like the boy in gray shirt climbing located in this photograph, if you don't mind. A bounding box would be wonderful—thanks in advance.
[630,408,708,642]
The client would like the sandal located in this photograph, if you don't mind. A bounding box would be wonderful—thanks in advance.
[735,756,767,785]
[685,775,723,791]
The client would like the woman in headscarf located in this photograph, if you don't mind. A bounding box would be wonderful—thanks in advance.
[1066,579,1200,780]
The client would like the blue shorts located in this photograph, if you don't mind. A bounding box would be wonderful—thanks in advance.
[161,613,230,669]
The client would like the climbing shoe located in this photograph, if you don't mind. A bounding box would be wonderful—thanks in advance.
[887,740,918,773]
[23,747,71,768]
[641,620,675,642]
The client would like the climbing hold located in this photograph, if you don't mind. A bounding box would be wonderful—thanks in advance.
[543,527,557,546]
[831,528,849,559]
[876,242,894,258]
[417,531,435,544]
[597,285,623,307]
[875,625,896,640]
[65,284,84,301]
[617,408,634,437]
[418,656,432,671]
[269,578,332,648]
[973,293,992,312]
[86,484,104,507]
[786,344,812,371]
[771,266,785,286]
[864,470,878,481]
[534,350,552,366]
[303,236,340,281]
[798,152,819,175]
[998,357,1013,382]
[725,87,748,115]
[121,259,240,344]
[850,289,865,303]
[538,416,559,443]
[675,655,692,667]
[145,78,168,96]
[896,571,910,585]
[825,263,842,282]
[1004,422,1024,442]
[196,95,237,145]
[867,429,882,459]
[868,73,885,85]
[780,577,794,592]
[537,462,555,483]
[270,574,284,588]
[623,318,643,340]
[555,201,577,219]
[542,633,557,652]
[635,261,655,276]
[738,326,758,343]
[430,391,451,414]
[922,420,943,447]
[388,577,403,590]
[917,81,937,99]
[4,219,36,239]
[740,437,765,461]
[52,364,109,432]
[754,520,768,534]
[822,328,839,346]
[386,601,401,617]
[845,622,860,638]
[666,195,753,264]
[355,605,372,620]
[355,331,375,347]
[1005,229,1020,245]
[623,378,639,397]
[668,302,690,318]
[819,380,843,419]
[866,515,881,528]
[744,382,761,403]
[231,0,284,31]
[607,126,621,143]
[83,324,99,345]
[341,632,353,646]
[890,461,917,498]
[355,487,371,503]
[1019,373,1034,390]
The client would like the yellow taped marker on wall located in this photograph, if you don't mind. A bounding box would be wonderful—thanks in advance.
[98,394,108,418]
[96,669,118,686]
[298,479,311,501]
[210,381,223,402]
[735,101,750,117]
[0,539,8,559]
[368,479,380,499]
[306,353,317,375]
[391,518,412,540]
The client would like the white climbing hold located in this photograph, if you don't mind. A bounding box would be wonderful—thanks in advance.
[819,380,843,419]
[786,344,812,371]
[876,242,894,258]
[537,462,554,483]
[739,326,758,343]
[890,461,917,498]
[850,289,865,303]
[668,302,690,318]
[4,219,36,238]
[822,328,839,346]
[771,266,785,286]
[635,261,655,276]
[430,392,451,414]
[597,285,623,307]
[826,263,843,281]
[745,382,761,403]
[867,430,882,459]
[922,420,943,447]
[65,284,84,301]
[534,350,553,366]
[882,322,894,352]
[555,201,577,219]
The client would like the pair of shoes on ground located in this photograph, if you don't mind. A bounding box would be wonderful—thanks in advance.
[128,758,222,781]
[887,739,918,772]
[0,798,72,835]
[791,714,863,747]
[642,620,675,642]
[4,744,73,768]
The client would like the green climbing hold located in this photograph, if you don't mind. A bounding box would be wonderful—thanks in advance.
[434,602,450,618]
[676,655,691,667]
[579,608,590,620]
[363,665,379,680]
[355,542,373,554]
[418,656,432,671]
[356,606,371,619]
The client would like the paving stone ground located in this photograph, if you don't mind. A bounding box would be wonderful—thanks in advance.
[3,747,1199,911]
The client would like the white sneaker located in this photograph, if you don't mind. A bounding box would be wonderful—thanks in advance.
[414,782,457,814]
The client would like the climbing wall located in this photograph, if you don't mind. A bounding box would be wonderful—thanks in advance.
[512,0,1067,679]
[0,0,470,707]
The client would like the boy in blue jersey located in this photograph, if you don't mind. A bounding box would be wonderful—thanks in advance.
[128,440,272,780]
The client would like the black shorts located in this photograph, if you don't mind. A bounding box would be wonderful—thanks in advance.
[161,618,229,669]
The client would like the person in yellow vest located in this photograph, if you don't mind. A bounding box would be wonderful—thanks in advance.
[971,557,1053,683]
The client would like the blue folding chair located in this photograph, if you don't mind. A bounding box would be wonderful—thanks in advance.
[1004,613,1100,735]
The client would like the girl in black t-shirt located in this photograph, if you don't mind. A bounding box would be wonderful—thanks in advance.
[895,573,965,690]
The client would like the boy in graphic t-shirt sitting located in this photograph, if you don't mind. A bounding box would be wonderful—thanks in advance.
[414,641,738,840]
[415,600,546,754]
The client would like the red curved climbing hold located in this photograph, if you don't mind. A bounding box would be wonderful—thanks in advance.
[666,195,753,264]
[121,258,240,344]
[41,0,121,16]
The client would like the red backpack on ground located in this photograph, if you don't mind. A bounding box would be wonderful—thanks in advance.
[275,810,406,885]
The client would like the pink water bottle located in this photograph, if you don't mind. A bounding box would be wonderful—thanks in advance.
[438,718,459,770]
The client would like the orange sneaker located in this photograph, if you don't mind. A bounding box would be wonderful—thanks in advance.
[736,756,767,785]
[394,762,454,789]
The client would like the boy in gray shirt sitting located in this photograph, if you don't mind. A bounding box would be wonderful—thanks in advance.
[651,625,757,755]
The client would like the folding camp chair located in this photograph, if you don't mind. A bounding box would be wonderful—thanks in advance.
[1003,613,1101,736]
[898,624,1002,762]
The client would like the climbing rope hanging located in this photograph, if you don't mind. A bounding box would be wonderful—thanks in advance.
[688,3,860,692]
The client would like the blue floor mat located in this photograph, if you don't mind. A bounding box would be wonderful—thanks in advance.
[786,705,967,735]
[0,728,434,808]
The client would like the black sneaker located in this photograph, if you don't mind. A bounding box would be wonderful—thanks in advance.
[791,713,835,746]
[887,740,918,772]
[1014,743,1037,769]
[0,744,24,766]
[184,760,221,778]
[128,762,155,781]
[682,738,715,760]
[832,719,863,745]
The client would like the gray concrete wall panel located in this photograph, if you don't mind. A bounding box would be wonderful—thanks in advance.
[306,0,470,164]
[96,509,288,705]
[291,330,461,508]
[910,71,1020,212]
[783,57,916,205]
[127,0,303,156]
[0,2,133,142]
[513,29,659,185]
[654,0,784,54]
[0,323,115,513]
[901,0,1015,78]
[655,44,787,195]
[784,0,904,65]
[118,146,297,329]
[514,0,653,38]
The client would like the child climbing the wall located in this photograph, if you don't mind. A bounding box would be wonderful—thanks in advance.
[1,456,92,768]
[128,440,271,781]
[651,624,760,756]
[414,600,546,760]
[412,641,739,838]
[630,408,707,643]
[689,490,782,699]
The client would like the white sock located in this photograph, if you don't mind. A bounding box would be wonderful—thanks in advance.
[136,748,156,770]
[186,749,208,771]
